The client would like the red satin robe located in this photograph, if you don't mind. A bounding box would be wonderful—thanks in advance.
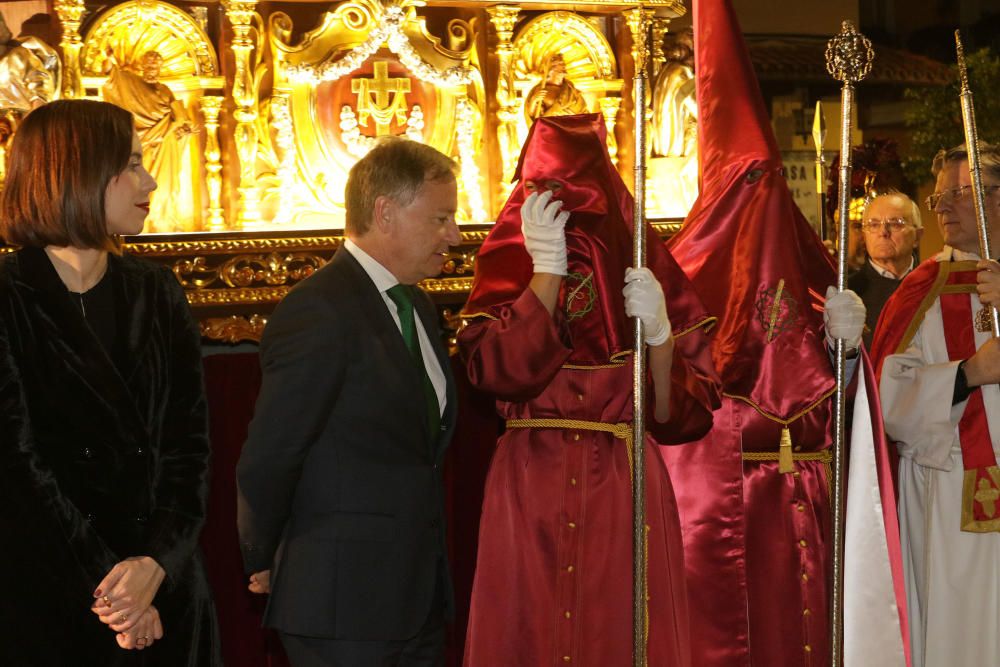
[459,290,714,667]
[663,397,833,667]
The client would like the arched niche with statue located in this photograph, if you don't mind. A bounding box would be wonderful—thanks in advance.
[78,0,225,234]
[265,0,488,229]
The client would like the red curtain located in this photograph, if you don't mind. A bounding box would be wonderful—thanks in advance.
[201,352,289,667]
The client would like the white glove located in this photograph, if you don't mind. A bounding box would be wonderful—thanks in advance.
[824,286,866,351]
[521,190,570,276]
[624,267,672,346]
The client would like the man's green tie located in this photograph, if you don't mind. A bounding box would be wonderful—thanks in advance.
[386,284,441,439]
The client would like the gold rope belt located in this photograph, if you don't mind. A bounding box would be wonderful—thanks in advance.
[743,449,833,497]
[742,451,832,463]
[505,418,634,475]
[504,417,647,664]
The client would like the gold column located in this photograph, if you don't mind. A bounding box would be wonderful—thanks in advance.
[200,96,226,231]
[269,92,296,224]
[625,8,653,78]
[54,0,86,99]
[224,0,261,229]
[487,5,521,202]
[650,18,671,80]
[599,97,621,165]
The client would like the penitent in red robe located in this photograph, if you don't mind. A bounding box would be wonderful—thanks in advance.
[458,114,719,667]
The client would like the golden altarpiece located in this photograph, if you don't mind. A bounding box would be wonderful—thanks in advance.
[1,0,695,343]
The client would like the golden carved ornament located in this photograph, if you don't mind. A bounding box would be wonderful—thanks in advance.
[224,0,264,229]
[201,315,268,344]
[171,252,326,290]
[126,236,344,257]
[80,0,219,81]
[186,286,292,306]
[183,277,472,307]
[267,0,485,228]
[54,0,86,99]
[510,12,622,166]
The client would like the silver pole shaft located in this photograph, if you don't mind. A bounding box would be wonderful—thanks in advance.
[632,65,648,667]
[829,81,853,667]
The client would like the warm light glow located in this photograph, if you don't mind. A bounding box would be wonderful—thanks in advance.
[287,7,473,88]
[284,3,484,222]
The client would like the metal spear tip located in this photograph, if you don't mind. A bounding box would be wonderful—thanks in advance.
[825,20,875,84]
[955,30,972,89]
[812,101,827,151]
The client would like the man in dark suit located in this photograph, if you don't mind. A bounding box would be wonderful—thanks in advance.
[237,138,460,666]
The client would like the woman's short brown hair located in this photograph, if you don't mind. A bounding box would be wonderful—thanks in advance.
[1,99,134,250]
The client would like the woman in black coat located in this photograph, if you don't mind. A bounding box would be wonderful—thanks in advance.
[0,100,220,664]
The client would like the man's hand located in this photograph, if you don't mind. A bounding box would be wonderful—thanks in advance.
[824,286,866,351]
[248,570,271,594]
[623,267,672,346]
[92,556,165,633]
[115,605,164,651]
[977,259,1000,307]
[963,337,1000,388]
[521,190,570,276]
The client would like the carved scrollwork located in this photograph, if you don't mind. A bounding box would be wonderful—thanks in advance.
[441,250,477,277]
[220,252,325,287]
[172,256,218,289]
[201,315,268,343]
[171,251,328,290]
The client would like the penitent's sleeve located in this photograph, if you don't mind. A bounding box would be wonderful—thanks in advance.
[459,289,572,402]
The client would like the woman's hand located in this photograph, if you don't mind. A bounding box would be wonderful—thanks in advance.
[92,556,165,632]
[115,605,164,650]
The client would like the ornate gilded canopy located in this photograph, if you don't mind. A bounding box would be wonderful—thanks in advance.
[4,0,689,342]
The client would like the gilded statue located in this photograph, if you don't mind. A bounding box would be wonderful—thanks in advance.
[649,29,698,214]
[0,12,59,116]
[102,50,202,233]
[652,29,696,159]
[525,53,589,123]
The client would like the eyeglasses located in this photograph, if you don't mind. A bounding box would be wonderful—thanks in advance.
[861,218,913,233]
[925,184,1000,209]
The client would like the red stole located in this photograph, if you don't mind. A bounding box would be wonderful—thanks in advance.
[872,258,1000,532]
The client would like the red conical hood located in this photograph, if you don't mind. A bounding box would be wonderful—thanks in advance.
[668,0,836,421]
[695,0,780,192]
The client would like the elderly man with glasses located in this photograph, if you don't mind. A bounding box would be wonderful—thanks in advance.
[871,142,1000,667]
[847,191,923,347]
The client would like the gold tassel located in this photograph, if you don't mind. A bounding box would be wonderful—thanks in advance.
[778,426,795,474]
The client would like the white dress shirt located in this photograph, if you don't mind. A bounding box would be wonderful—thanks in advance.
[869,257,914,280]
[344,239,446,417]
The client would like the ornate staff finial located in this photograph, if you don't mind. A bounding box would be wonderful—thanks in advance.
[825,21,874,84]
[956,30,972,92]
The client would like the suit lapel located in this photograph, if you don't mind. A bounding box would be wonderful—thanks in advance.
[333,249,456,458]
[335,249,419,380]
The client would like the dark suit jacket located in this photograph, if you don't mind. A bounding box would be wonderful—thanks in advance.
[0,247,219,665]
[237,247,457,641]
[848,260,904,349]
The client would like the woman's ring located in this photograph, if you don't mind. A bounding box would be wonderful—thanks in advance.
[119,612,128,623]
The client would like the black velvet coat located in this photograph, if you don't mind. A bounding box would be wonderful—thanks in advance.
[0,247,220,666]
